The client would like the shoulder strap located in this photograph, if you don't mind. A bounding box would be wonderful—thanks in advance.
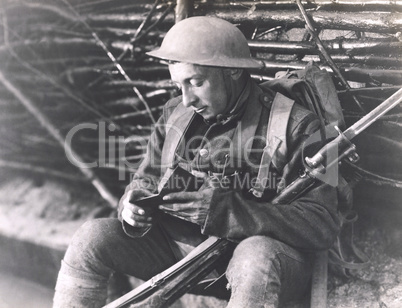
[161,103,195,170]
[250,92,295,198]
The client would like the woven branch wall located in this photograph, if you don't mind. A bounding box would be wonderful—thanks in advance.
[0,0,400,207]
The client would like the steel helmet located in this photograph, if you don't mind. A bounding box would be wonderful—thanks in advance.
[146,16,263,68]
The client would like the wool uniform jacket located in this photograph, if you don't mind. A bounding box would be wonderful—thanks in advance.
[118,78,340,252]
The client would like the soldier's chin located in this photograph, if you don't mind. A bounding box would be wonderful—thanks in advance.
[199,111,213,121]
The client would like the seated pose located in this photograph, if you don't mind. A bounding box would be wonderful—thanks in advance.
[53,17,340,308]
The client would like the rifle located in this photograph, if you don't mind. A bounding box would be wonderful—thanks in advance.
[103,88,402,308]
[273,88,402,205]
[103,237,229,308]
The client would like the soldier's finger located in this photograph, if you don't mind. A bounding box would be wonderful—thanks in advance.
[122,208,152,227]
[122,208,135,226]
[132,213,152,223]
[124,203,146,215]
[159,203,193,212]
[122,192,134,207]
[162,191,201,202]
[131,220,152,228]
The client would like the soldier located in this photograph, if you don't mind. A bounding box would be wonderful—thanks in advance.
[53,16,340,308]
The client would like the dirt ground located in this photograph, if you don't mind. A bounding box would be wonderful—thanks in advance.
[0,271,53,308]
[0,173,401,307]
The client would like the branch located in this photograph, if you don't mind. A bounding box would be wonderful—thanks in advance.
[345,161,402,189]
[60,0,157,124]
[206,9,402,33]
[202,0,402,11]
[0,69,119,209]
[296,0,366,112]
[248,39,402,56]
[0,159,85,182]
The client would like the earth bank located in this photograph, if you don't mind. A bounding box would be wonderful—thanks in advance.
[0,172,400,307]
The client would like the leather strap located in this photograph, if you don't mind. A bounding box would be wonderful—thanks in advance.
[161,104,195,170]
[229,93,263,168]
[251,92,295,198]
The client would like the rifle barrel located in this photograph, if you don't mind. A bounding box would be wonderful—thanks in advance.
[276,88,402,203]
[344,88,402,140]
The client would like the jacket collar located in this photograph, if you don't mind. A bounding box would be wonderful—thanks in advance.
[205,78,252,126]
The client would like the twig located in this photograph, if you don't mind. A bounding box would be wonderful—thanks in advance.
[112,0,161,63]
[251,60,402,84]
[102,80,174,89]
[60,0,157,124]
[175,0,194,22]
[133,0,161,41]
[0,11,125,132]
[337,86,402,95]
[345,161,402,189]
[0,159,86,182]
[0,69,119,208]
[248,39,401,55]
[209,10,402,33]
[254,26,283,39]
[130,2,175,45]
[203,0,402,10]
[302,55,401,67]
[295,0,366,112]
[12,2,77,22]
[343,67,402,85]
[110,106,164,120]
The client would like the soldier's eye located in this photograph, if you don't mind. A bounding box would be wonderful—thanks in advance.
[190,79,203,87]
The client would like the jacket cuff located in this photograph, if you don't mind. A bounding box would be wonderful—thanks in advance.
[201,188,230,238]
[122,220,151,238]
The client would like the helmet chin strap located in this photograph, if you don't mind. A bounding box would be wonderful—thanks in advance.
[218,69,243,117]
[214,77,250,125]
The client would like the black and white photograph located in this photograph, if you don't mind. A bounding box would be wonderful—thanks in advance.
[0,1,401,307]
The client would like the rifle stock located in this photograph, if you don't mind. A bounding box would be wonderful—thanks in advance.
[103,237,229,308]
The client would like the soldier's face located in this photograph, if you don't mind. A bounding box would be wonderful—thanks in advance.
[169,63,231,121]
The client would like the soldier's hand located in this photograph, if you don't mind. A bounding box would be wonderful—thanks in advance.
[159,187,213,225]
[121,190,154,228]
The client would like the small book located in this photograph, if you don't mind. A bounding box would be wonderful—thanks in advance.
[132,166,204,208]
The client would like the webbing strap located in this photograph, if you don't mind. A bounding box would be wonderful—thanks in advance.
[161,104,195,170]
[251,92,295,198]
[229,92,263,168]
[328,211,370,272]
[329,239,370,271]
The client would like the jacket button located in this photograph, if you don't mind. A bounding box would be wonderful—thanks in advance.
[260,94,270,103]
[199,149,209,157]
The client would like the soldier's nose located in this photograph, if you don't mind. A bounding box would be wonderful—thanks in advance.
[182,89,197,107]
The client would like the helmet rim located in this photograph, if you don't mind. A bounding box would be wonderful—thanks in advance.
[146,16,263,69]
[146,48,263,69]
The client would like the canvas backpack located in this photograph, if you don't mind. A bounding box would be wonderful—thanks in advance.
[259,62,369,275]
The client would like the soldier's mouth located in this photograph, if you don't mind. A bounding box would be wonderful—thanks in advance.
[195,107,206,113]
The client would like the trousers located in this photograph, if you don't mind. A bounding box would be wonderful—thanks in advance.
[53,218,314,308]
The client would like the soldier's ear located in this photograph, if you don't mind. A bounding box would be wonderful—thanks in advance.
[224,69,243,80]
